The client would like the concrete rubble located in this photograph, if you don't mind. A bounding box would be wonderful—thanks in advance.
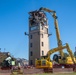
[29,10,48,28]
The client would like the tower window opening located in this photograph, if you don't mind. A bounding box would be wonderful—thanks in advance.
[42,34,43,38]
[30,60,33,65]
[30,35,32,39]
[30,43,33,47]
[47,29,48,33]
[30,51,33,56]
[42,42,44,46]
[42,50,44,56]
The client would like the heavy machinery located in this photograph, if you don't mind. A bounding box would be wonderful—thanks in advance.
[0,52,12,70]
[35,43,76,68]
[35,7,76,72]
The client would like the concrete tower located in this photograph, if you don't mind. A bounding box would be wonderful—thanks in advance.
[29,10,49,65]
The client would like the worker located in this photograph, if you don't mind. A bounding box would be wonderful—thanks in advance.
[11,58,16,70]
[11,61,23,75]
[18,62,21,69]
[5,55,12,67]
[17,62,24,74]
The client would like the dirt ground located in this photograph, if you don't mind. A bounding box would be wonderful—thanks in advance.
[0,73,76,75]
[0,73,11,75]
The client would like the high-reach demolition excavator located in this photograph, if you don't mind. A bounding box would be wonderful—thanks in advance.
[35,7,76,72]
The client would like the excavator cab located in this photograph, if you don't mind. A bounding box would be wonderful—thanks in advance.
[53,54,61,63]
[53,53,76,68]
[41,56,48,59]
[35,56,53,69]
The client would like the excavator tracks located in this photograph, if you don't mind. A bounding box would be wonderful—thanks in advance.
[43,68,74,73]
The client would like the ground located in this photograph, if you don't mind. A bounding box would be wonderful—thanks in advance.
[0,73,10,75]
[0,73,76,75]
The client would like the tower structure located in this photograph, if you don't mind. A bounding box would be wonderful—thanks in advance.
[29,10,49,65]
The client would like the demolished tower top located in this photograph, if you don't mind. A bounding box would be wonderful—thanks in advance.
[29,10,48,27]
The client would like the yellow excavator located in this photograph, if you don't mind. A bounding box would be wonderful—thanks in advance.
[35,7,76,71]
[35,43,76,71]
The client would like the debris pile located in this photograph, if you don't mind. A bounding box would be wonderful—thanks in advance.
[29,10,48,27]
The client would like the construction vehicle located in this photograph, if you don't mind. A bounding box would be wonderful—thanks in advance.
[35,43,76,69]
[1,52,12,70]
[35,7,76,72]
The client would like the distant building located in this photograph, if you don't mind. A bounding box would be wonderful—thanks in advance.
[16,58,29,66]
[22,59,29,65]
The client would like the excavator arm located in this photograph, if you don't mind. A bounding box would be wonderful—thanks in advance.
[39,7,64,57]
[66,43,75,64]
[46,45,66,62]
[46,43,75,64]
[39,7,55,13]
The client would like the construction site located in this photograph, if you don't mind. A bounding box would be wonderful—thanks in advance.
[0,7,76,75]
[0,0,76,75]
[28,7,76,73]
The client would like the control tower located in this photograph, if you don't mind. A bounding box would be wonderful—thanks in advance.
[29,10,49,65]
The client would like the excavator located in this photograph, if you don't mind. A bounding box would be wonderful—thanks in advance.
[36,43,76,72]
[35,7,76,72]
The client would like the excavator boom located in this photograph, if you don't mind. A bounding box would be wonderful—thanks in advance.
[39,7,63,57]
[46,43,75,64]
[39,7,55,13]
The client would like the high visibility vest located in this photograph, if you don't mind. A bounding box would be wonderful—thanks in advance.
[11,61,15,66]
